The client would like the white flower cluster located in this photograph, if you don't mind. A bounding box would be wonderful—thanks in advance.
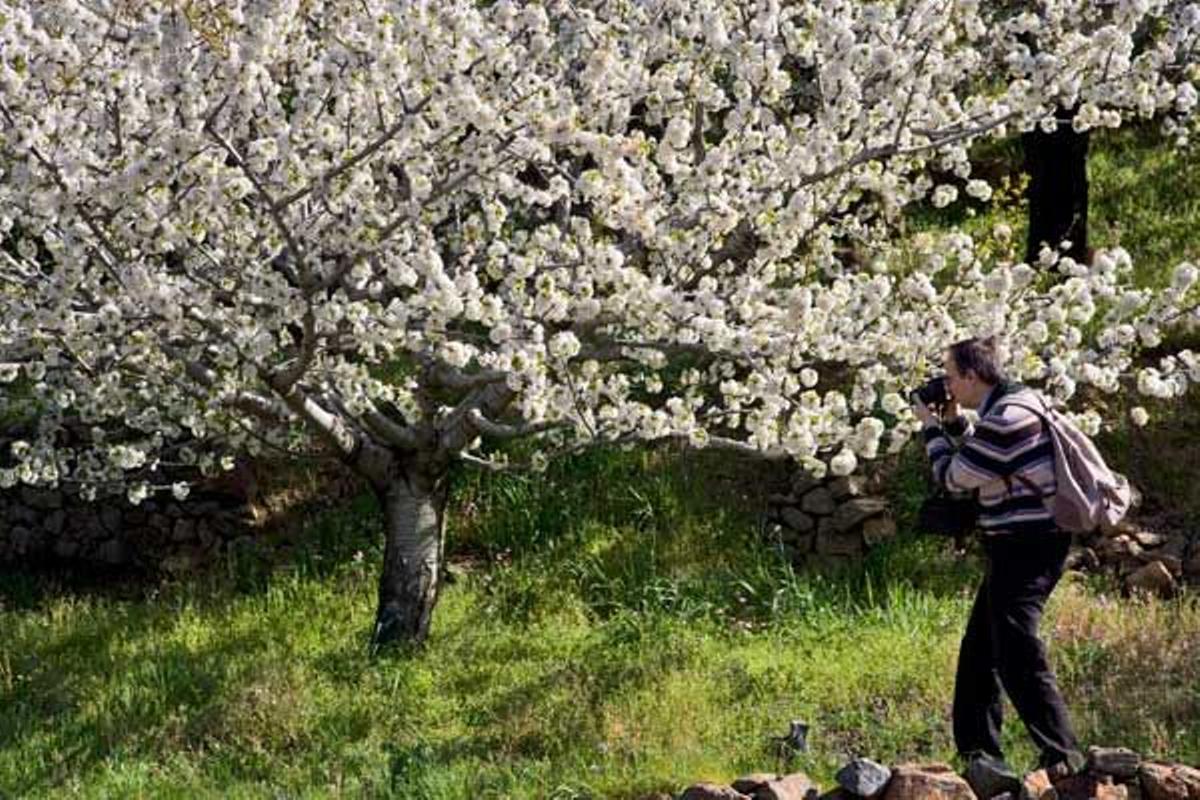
[0,0,1197,496]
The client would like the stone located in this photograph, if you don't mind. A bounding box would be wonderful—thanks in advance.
[97,538,130,565]
[836,757,892,798]
[1065,547,1100,572]
[1126,561,1176,597]
[801,488,837,516]
[10,526,34,555]
[731,774,777,795]
[782,507,816,534]
[1088,747,1141,780]
[100,505,122,534]
[1148,555,1184,578]
[792,472,822,497]
[829,498,889,534]
[20,486,63,510]
[172,518,197,542]
[42,509,66,536]
[861,516,897,546]
[680,784,752,800]
[1054,774,1122,800]
[162,548,203,574]
[53,539,80,559]
[828,476,868,500]
[1174,766,1200,799]
[1021,769,1056,800]
[817,529,863,557]
[1132,530,1169,548]
[756,772,819,800]
[881,764,974,800]
[197,521,217,549]
[793,532,816,554]
[1158,535,1189,561]
[1139,763,1192,800]
[1097,785,1129,800]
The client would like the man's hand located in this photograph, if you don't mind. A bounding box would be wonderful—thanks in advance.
[912,396,937,427]
[912,397,961,427]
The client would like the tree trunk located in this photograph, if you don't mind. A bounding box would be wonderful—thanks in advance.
[371,465,448,649]
[1023,106,1091,266]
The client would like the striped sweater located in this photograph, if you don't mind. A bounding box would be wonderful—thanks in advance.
[922,383,1058,536]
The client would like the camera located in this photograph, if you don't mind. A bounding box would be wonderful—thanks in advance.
[911,375,950,408]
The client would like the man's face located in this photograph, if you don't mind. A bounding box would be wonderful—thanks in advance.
[943,351,984,409]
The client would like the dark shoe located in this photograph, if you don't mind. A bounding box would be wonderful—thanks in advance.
[964,752,1022,799]
[1040,749,1087,782]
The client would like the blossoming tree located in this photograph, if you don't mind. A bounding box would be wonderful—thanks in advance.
[2,0,1199,644]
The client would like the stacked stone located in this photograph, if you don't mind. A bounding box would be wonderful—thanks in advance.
[0,459,361,570]
[1070,519,1200,598]
[676,746,1200,800]
[764,471,895,568]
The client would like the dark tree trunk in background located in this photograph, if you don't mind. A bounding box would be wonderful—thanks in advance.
[1023,106,1091,265]
[370,462,449,650]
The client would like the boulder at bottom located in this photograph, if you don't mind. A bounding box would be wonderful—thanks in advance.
[881,764,974,800]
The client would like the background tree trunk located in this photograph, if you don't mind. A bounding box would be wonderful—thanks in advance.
[371,464,448,649]
[1024,106,1091,265]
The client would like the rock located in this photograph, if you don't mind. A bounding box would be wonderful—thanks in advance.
[1065,547,1100,572]
[172,518,197,543]
[836,758,892,798]
[1132,530,1169,548]
[100,505,122,534]
[1138,763,1193,800]
[97,538,131,565]
[1126,561,1176,597]
[20,487,63,510]
[1097,785,1129,800]
[53,539,80,559]
[1148,555,1184,578]
[42,509,66,536]
[1087,746,1141,780]
[1175,766,1200,799]
[829,499,889,534]
[801,488,837,516]
[680,784,752,800]
[197,521,217,549]
[756,772,819,800]
[782,508,816,534]
[1055,774,1125,800]
[861,516,897,546]
[162,547,203,574]
[1158,535,1189,561]
[732,774,777,794]
[881,763,974,800]
[792,472,822,497]
[817,529,863,557]
[1021,769,1056,800]
[10,526,34,555]
[828,476,868,500]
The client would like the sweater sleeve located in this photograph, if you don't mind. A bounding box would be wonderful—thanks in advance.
[923,409,1041,494]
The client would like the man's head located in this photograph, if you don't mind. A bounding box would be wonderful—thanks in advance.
[943,336,1004,409]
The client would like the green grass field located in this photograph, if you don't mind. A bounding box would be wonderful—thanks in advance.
[2,128,1200,798]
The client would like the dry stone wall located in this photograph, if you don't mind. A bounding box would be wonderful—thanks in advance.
[763,470,896,569]
[0,458,362,570]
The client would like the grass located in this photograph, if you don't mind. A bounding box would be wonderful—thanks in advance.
[3,124,1200,799]
[2,444,1199,798]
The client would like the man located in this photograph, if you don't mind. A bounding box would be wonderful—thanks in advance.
[911,336,1086,794]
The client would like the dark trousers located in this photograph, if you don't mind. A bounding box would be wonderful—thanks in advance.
[953,531,1081,765]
